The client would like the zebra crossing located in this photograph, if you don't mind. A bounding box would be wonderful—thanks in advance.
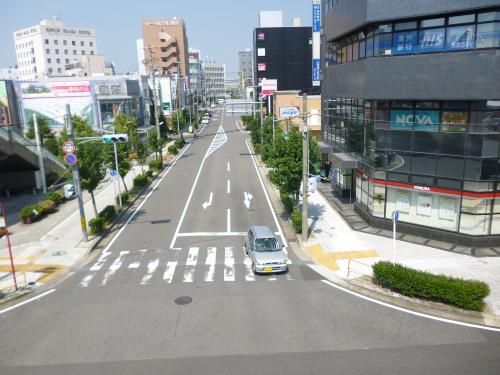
[77,246,296,288]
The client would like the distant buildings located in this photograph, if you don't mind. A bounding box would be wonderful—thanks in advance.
[13,17,100,80]
[188,49,203,103]
[0,68,19,80]
[141,18,189,78]
[202,61,225,99]
[238,49,253,96]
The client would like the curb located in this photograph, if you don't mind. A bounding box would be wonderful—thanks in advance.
[249,142,500,329]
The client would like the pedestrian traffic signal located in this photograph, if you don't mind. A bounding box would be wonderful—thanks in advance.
[102,134,128,143]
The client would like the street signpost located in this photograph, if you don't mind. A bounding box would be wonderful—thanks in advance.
[64,152,77,167]
[393,210,399,264]
[110,169,117,177]
[62,141,75,154]
[101,134,128,208]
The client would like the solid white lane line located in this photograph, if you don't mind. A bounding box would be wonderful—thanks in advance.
[227,209,231,233]
[170,126,226,249]
[163,261,177,283]
[321,280,500,332]
[224,247,235,282]
[91,142,191,261]
[183,247,199,283]
[227,162,230,172]
[227,179,231,194]
[204,247,216,282]
[101,250,129,285]
[0,289,56,315]
[244,252,255,282]
[245,139,288,248]
[80,274,94,287]
[140,258,160,284]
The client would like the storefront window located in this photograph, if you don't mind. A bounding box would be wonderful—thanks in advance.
[413,132,438,152]
[418,28,445,52]
[392,31,418,54]
[459,213,490,235]
[463,181,494,192]
[421,18,445,28]
[437,157,464,178]
[470,111,500,133]
[366,37,374,57]
[490,214,500,234]
[476,23,500,48]
[461,197,491,214]
[411,154,436,175]
[412,175,434,186]
[438,134,465,156]
[445,25,476,50]
[389,131,412,150]
[359,40,366,58]
[374,33,393,56]
[441,111,468,132]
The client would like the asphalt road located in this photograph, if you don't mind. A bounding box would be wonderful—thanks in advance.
[0,106,499,374]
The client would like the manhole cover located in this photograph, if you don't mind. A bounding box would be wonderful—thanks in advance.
[175,296,192,305]
[52,250,67,256]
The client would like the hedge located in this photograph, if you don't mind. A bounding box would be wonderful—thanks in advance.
[174,138,185,149]
[168,145,178,155]
[373,261,490,311]
[39,199,56,214]
[148,158,163,172]
[280,192,294,214]
[133,173,149,189]
[46,192,63,205]
[116,191,130,205]
[89,216,105,235]
[99,205,117,224]
[291,210,302,233]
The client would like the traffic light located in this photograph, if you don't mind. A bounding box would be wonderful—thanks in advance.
[102,134,128,143]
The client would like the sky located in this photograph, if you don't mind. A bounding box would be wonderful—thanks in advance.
[1,0,312,76]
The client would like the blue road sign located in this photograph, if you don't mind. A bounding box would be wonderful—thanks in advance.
[64,153,77,167]
[110,169,117,177]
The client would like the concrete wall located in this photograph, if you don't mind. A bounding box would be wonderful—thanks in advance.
[325,0,500,41]
[323,49,500,100]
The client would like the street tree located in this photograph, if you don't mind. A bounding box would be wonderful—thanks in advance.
[78,141,106,217]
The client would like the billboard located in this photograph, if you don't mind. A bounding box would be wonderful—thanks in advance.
[159,77,173,116]
[21,81,93,128]
[261,79,277,96]
[390,110,439,131]
[21,81,91,98]
[312,0,321,86]
[0,81,12,126]
[280,106,300,118]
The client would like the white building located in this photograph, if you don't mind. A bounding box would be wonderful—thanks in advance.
[0,68,19,80]
[136,38,147,76]
[13,17,97,81]
[259,11,283,27]
[202,61,225,99]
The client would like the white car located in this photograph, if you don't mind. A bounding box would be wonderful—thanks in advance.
[202,118,209,125]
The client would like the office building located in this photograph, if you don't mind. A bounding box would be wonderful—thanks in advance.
[13,17,97,81]
[141,18,189,78]
[188,48,203,103]
[202,61,225,99]
[239,49,253,95]
[321,0,500,245]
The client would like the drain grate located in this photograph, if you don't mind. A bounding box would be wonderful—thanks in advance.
[175,296,192,305]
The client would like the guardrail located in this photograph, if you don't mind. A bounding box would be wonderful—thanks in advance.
[346,258,373,280]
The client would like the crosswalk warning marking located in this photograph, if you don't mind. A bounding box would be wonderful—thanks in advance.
[204,247,216,282]
[163,261,177,283]
[101,251,129,285]
[183,247,199,283]
[224,247,235,282]
[140,258,160,284]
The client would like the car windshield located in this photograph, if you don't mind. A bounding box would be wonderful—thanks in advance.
[254,238,280,252]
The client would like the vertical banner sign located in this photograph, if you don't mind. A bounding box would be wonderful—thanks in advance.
[312,0,321,86]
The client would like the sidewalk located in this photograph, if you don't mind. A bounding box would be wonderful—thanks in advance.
[0,140,180,297]
[304,188,500,317]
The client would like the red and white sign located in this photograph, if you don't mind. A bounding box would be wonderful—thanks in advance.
[21,81,91,99]
[62,141,75,154]
[257,63,266,72]
[261,79,277,96]
[257,32,265,41]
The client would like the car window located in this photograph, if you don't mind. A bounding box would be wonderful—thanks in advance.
[255,238,280,252]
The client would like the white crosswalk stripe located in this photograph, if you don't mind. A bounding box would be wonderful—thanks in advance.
[78,246,294,288]
[183,247,199,283]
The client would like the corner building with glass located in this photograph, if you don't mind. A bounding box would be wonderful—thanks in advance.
[321,0,500,246]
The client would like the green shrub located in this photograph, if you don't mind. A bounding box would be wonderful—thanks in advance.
[145,170,153,178]
[280,192,294,214]
[133,173,149,189]
[291,210,302,233]
[116,191,130,205]
[89,216,105,235]
[46,192,63,205]
[99,205,117,224]
[19,205,41,222]
[373,261,490,311]
[174,138,185,148]
[39,199,56,214]
[148,158,163,172]
[168,145,178,155]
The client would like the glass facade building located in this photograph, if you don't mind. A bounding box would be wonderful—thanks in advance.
[321,2,500,244]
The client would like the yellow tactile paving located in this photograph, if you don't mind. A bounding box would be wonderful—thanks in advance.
[306,244,340,271]
[0,264,65,288]
[306,245,379,271]
[331,250,379,259]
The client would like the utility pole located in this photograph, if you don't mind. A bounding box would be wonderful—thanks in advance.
[302,94,309,242]
[259,93,264,144]
[174,60,183,140]
[33,114,47,194]
[66,104,88,242]
[144,45,162,159]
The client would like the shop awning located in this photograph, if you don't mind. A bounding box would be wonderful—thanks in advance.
[329,152,358,169]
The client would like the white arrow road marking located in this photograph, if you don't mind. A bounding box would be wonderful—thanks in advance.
[202,192,213,210]
[244,192,253,209]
